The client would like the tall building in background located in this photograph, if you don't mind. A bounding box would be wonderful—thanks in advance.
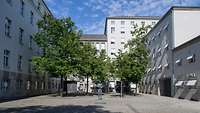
[0,0,59,100]
[105,16,160,58]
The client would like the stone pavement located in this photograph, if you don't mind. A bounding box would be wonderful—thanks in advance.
[0,94,200,113]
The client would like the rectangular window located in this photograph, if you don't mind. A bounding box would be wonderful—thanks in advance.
[111,27,115,33]
[1,79,10,92]
[175,59,182,66]
[20,0,25,16]
[3,50,10,68]
[5,17,12,38]
[121,31,125,34]
[27,80,31,90]
[17,55,22,71]
[121,21,125,25]
[141,21,145,25]
[131,21,134,25]
[30,11,34,25]
[37,1,41,10]
[16,79,22,89]
[19,28,24,45]
[29,36,33,49]
[111,21,115,25]
[187,55,195,63]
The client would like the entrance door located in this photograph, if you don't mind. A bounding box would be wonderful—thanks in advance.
[159,78,171,97]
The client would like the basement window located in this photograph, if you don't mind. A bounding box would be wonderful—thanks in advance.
[186,80,197,86]
[187,55,195,63]
[175,59,182,66]
[175,81,184,87]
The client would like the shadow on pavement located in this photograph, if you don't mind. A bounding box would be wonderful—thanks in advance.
[0,105,121,113]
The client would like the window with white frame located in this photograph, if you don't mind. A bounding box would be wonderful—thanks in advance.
[131,21,134,25]
[5,17,12,38]
[121,21,125,25]
[175,59,182,66]
[111,21,115,25]
[3,50,10,68]
[111,27,115,33]
[187,54,195,63]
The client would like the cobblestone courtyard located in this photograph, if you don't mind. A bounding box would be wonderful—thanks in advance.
[0,94,200,113]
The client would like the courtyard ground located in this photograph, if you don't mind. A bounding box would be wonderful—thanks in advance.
[0,94,200,113]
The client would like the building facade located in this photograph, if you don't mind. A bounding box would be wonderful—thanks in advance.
[80,34,107,54]
[105,16,159,58]
[0,0,59,100]
[174,35,200,101]
[142,6,200,98]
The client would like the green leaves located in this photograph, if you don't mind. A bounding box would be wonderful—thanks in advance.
[32,15,81,77]
[114,22,151,83]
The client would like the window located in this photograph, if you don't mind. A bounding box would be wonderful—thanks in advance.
[29,36,33,49]
[111,41,115,44]
[27,80,31,90]
[175,59,182,66]
[121,31,125,34]
[16,79,22,89]
[187,55,195,63]
[121,42,125,44]
[141,21,145,25]
[121,21,125,25]
[111,27,115,33]
[131,21,134,25]
[3,50,10,68]
[19,28,24,45]
[20,0,25,16]
[17,55,22,71]
[30,11,34,25]
[28,59,32,73]
[111,21,115,25]
[1,79,10,92]
[35,81,38,90]
[6,0,12,5]
[37,1,41,10]
[111,48,115,55]
[5,17,12,38]
[152,22,156,25]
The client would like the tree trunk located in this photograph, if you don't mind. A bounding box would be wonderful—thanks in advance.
[66,76,68,95]
[60,75,64,96]
[135,83,138,95]
[121,81,123,97]
[86,75,89,94]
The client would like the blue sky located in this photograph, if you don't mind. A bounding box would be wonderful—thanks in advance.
[44,0,200,34]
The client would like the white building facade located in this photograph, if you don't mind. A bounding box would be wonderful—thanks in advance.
[142,6,200,98]
[0,0,59,100]
[105,16,159,58]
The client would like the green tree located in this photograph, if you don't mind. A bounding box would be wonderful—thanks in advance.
[32,15,81,95]
[114,23,152,95]
[78,44,97,94]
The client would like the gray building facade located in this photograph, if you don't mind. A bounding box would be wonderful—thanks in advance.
[142,6,200,99]
[0,0,59,100]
